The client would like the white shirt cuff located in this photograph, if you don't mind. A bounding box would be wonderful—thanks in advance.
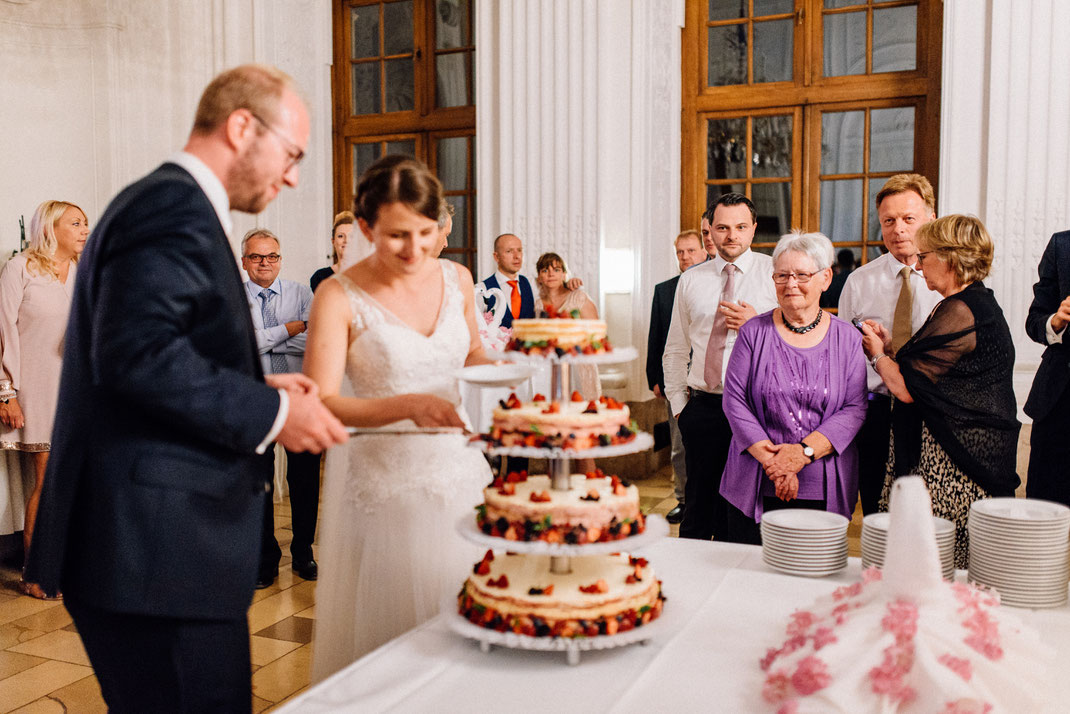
[1046,314,1065,345]
[668,392,688,418]
[256,389,289,454]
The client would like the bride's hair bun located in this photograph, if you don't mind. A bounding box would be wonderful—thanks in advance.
[353,155,444,227]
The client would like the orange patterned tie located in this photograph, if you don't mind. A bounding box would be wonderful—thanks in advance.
[507,280,521,318]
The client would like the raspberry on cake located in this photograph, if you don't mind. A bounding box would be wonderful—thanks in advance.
[458,553,664,638]
[476,471,646,544]
[484,394,636,450]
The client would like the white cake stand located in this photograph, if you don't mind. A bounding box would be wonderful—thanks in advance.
[452,346,667,664]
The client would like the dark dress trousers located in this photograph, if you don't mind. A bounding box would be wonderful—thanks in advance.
[1025,230,1070,506]
[25,162,280,712]
[646,275,680,393]
[481,273,535,327]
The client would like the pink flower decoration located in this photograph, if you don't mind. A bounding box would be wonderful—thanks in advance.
[776,702,799,714]
[940,700,993,714]
[831,581,863,601]
[759,647,780,672]
[962,610,1003,661]
[861,566,883,584]
[812,626,838,651]
[938,653,973,681]
[791,656,831,696]
[881,599,919,642]
[762,670,792,704]
[786,610,816,638]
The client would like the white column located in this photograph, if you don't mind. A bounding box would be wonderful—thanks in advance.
[476,0,683,399]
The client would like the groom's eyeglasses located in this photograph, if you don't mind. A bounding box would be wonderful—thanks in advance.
[250,112,305,171]
[245,253,281,264]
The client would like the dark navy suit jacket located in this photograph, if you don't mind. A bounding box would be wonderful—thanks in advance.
[25,162,280,619]
[481,273,535,328]
[1025,230,1070,421]
[647,275,680,392]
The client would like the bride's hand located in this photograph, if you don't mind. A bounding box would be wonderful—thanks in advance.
[405,394,466,428]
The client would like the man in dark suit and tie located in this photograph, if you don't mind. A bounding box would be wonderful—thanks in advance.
[1025,229,1070,506]
[480,233,535,326]
[24,64,348,712]
[647,229,707,524]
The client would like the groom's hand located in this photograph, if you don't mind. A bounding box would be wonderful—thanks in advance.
[278,390,348,453]
[266,372,318,396]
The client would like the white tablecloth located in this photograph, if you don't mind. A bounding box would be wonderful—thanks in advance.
[278,539,1070,713]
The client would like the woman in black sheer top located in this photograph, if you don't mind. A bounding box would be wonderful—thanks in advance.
[860,215,1020,568]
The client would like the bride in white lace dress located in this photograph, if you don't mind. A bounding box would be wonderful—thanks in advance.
[304,157,491,681]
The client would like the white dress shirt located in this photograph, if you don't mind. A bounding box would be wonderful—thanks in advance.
[168,151,287,453]
[662,249,777,416]
[838,251,943,394]
[244,277,313,374]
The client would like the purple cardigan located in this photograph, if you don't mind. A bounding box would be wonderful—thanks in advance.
[719,312,867,522]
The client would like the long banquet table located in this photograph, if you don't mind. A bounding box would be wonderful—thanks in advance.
[277,539,1070,713]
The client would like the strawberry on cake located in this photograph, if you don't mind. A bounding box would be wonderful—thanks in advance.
[484,391,635,450]
[477,469,645,543]
[459,551,664,637]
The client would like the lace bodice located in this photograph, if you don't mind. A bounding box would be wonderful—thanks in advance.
[334,260,469,408]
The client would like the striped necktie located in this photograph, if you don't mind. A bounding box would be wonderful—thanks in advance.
[259,288,290,374]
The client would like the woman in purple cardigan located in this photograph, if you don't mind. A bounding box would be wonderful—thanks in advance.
[719,231,867,544]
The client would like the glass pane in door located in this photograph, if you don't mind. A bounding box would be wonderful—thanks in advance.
[351,63,380,115]
[708,0,745,22]
[385,140,415,156]
[436,0,470,49]
[823,11,865,77]
[754,20,793,83]
[708,25,747,85]
[873,6,917,73]
[707,118,747,180]
[706,183,747,212]
[820,111,864,175]
[352,142,381,196]
[436,137,468,191]
[752,115,792,178]
[867,177,888,244]
[351,5,379,59]
[447,196,466,248]
[869,107,915,173]
[754,0,792,14]
[436,54,470,108]
[752,182,792,246]
[384,58,414,111]
[820,179,862,242]
[383,0,414,55]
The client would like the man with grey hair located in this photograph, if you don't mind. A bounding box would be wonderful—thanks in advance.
[240,228,320,589]
[25,64,347,711]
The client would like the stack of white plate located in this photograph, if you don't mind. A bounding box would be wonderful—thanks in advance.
[967,498,1070,609]
[760,509,849,577]
[860,512,955,580]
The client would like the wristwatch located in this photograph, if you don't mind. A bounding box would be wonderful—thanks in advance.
[799,441,816,463]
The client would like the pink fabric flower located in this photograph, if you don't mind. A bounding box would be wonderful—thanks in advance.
[812,626,837,651]
[937,653,973,681]
[776,702,799,714]
[760,647,780,672]
[762,670,792,704]
[786,610,816,638]
[881,599,919,642]
[940,699,993,714]
[832,581,863,601]
[861,566,883,584]
[791,656,831,696]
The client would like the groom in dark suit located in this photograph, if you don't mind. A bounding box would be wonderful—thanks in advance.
[25,64,347,712]
[1025,229,1070,506]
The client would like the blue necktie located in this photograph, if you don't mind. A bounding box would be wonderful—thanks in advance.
[259,288,290,374]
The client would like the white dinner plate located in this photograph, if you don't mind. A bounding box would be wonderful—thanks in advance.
[454,363,537,388]
[761,509,849,531]
[970,498,1070,522]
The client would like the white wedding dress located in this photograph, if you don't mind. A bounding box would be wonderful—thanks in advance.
[311,260,490,682]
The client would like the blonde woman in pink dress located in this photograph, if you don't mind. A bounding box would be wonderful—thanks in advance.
[0,200,88,599]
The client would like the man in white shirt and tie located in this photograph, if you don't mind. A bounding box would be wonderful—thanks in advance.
[838,174,942,515]
[663,193,777,541]
[241,228,321,588]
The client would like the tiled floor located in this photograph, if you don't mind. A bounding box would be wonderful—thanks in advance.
[0,426,1032,710]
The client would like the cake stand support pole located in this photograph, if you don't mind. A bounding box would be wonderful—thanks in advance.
[550,555,572,574]
[566,648,580,666]
[550,362,570,403]
[549,457,570,491]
